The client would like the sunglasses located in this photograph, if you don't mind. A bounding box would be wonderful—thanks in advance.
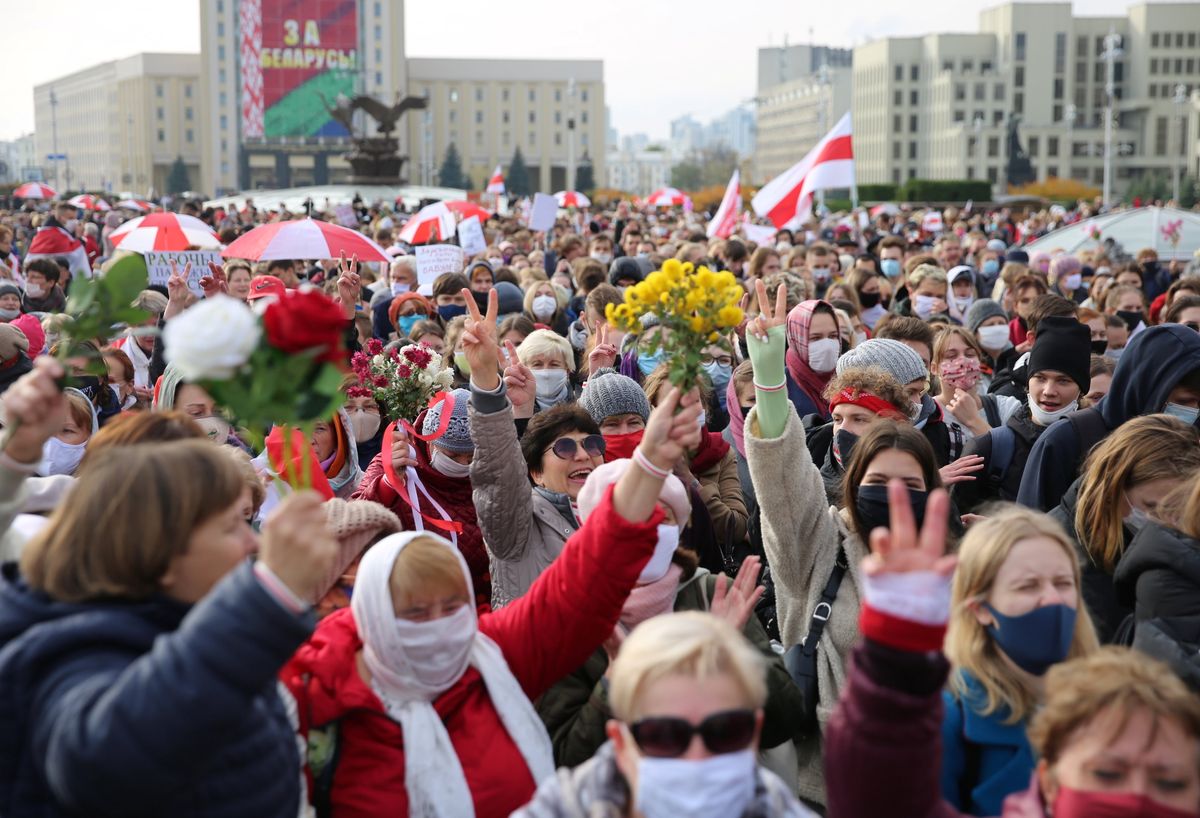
[628,708,757,758]
[550,434,606,460]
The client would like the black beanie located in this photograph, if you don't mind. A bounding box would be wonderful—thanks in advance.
[1028,315,1091,392]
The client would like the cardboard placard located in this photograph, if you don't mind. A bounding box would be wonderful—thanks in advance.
[528,192,558,232]
[335,204,359,228]
[414,244,465,286]
[457,215,487,256]
[144,250,223,295]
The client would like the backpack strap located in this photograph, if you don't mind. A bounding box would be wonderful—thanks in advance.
[800,546,848,658]
[981,394,1001,428]
[987,425,1016,487]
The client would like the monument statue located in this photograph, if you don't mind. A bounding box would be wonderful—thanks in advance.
[325,92,428,185]
[351,94,428,137]
[1005,115,1036,188]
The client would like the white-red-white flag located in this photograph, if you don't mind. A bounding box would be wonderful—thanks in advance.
[486,165,505,194]
[706,170,740,239]
[752,112,854,229]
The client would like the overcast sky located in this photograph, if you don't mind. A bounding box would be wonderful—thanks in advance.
[0,0,1149,143]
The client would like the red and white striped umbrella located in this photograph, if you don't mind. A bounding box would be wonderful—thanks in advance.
[14,182,57,200]
[110,212,221,252]
[68,194,111,211]
[397,202,456,245]
[445,200,492,223]
[115,198,154,212]
[644,187,691,208]
[554,190,591,208]
[221,217,388,261]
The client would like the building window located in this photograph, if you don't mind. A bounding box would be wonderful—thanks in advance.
[554,88,562,103]
[893,141,901,159]
[374,1,381,14]
[1047,166,1058,178]
[502,111,510,124]
[374,25,381,39]
[955,83,965,101]
[1156,116,1169,155]
[963,58,974,72]
[157,128,165,142]
[1177,32,1184,47]
[987,166,998,183]
[1176,58,1184,74]
[219,91,226,107]
[987,136,999,157]
[449,88,459,103]
[555,133,562,146]
[156,84,164,98]
[186,128,194,143]
[581,110,588,124]
[894,64,903,81]
[1053,104,1063,121]
[475,110,483,124]
[581,88,588,102]
[967,166,976,179]
[910,64,919,81]
[1029,136,1039,156]
[528,111,536,123]
[185,84,192,99]
[967,137,976,158]
[892,168,901,184]
[475,87,484,102]
[893,114,902,131]
[529,88,536,102]
[554,111,561,124]
[993,110,1004,125]
[1189,59,1196,74]
[502,88,510,102]
[1076,60,1087,78]
[1055,32,1066,73]
[529,131,536,146]
[1048,136,1059,156]
[974,83,985,101]
[449,110,457,123]
[220,114,227,130]
[1152,32,1160,47]
[894,89,903,105]
[1151,58,1159,74]
[908,141,917,159]
[909,168,917,180]
[1151,84,1159,98]
[375,72,382,86]
[954,110,965,122]
[157,107,164,121]
[219,68,226,84]
[475,130,483,147]
[1015,32,1026,61]
[994,83,1005,101]
[375,47,382,63]
[943,60,953,71]
[1077,35,1088,56]
[1015,92,1024,114]
[909,114,918,132]
[218,45,225,60]
[1054,78,1064,99]
[910,90,918,105]
[1015,66,1024,87]
[1190,33,1197,48]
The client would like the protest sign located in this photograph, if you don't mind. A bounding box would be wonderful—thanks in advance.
[457,216,487,256]
[529,193,558,232]
[335,205,359,228]
[144,250,223,295]
[415,245,466,287]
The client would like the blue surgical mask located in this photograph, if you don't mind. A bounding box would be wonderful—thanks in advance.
[1124,494,1152,534]
[702,360,732,404]
[1163,402,1200,426]
[437,304,467,321]
[985,602,1076,676]
[638,348,664,376]
[982,258,999,276]
[881,258,902,279]
[396,313,426,336]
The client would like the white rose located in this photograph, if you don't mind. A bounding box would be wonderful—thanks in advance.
[163,295,261,380]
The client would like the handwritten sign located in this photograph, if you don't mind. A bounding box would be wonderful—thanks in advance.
[528,192,558,232]
[144,250,223,295]
[414,244,465,287]
[334,204,359,228]
[457,216,487,257]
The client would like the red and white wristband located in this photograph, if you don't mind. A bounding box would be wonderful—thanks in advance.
[753,379,786,393]
[632,447,670,479]
[859,571,952,653]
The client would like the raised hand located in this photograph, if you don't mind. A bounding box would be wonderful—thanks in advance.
[749,278,788,341]
[388,423,419,479]
[1,357,67,464]
[163,261,193,320]
[336,252,362,320]
[710,556,765,630]
[501,339,537,416]
[587,322,619,376]
[939,454,985,485]
[460,287,500,390]
[862,479,956,578]
[199,261,228,299]
[258,491,341,603]
[638,386,703,473]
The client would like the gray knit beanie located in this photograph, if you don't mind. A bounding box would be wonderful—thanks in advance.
[579,372,651,424]
[964,299,1008,333]
[423,387,474,453]
[836,338,928,384]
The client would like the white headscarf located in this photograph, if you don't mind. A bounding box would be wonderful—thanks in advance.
[350,532,554,818]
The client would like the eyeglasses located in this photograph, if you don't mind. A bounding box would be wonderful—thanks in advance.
[629,709,757,758]
[700,353,734,367]
[550,434,606,460]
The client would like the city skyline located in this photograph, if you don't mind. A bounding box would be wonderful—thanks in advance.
[0,0,1145,143]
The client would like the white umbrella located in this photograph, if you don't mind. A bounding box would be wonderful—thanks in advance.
[1023,206,1200,260]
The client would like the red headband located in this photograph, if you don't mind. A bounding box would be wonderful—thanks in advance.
[829,388,906,420]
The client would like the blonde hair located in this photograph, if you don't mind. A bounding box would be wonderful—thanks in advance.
[388,536,469,607]
[945,506,1099,723]
[522,281,566,316]
[516,328,575,372]
[609,611,766,722]
[909,263,948,288]
[1029,647,1200,767]
[63,390,94,436]
[1075,415,1200,573]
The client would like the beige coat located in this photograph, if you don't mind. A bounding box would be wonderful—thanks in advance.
[469,402,578,609]
[694,445,749,547]
[744,404,867,807]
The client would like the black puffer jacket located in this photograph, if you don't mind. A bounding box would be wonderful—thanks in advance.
[1114,523,1200,688]
[952,402,1043,513]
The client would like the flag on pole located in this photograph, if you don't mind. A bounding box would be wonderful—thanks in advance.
[751,112,854,229]
[25,219,91,278]
[486,165,505,194]
[706,170,740,239]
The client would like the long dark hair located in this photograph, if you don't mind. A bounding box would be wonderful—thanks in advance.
[840,420,942,538]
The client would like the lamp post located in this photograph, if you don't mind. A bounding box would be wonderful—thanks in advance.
[50,88,60,192]
[1173,83,1187,204]
[1100,28,1123,209]
[566,77,577,192]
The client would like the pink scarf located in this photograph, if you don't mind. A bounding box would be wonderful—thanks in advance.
[784,300,841,417]
[619,564,683,631]
[726,378,745,457]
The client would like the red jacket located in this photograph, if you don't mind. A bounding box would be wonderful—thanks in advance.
[352,443,491,608]
[282,485,662,818]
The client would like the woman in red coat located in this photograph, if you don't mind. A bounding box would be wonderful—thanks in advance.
[285,293,705,818]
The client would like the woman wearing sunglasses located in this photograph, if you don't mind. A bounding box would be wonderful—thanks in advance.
[516,612,814,818]
[463,288,609,609]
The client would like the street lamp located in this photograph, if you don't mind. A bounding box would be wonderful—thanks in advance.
[566,77,577,192]
[1174,83,1187,204]
[1100,28,1123,209]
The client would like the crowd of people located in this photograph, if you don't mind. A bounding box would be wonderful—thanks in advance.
[1,191,1200,817]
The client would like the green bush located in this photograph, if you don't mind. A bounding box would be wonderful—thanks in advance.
[897,179,993,203]
[857,183,897,201]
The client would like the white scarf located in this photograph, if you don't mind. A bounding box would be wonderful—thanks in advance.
[123,331,151,388]
[350,533,554,818]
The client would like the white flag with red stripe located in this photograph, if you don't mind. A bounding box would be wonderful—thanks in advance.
[706,170,740,239]
[486,165,505,194]
[25,223,91,278]
[752,112,854,229]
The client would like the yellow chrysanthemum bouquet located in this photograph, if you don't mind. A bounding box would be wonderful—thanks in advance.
[606,258,744,389]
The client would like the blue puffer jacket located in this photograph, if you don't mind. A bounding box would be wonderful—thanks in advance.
[0,560,314,818]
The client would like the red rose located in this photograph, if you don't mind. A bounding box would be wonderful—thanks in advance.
[395,363,413,379]
[262,288,346,363]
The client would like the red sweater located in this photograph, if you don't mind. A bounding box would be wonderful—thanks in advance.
[282,486,662,818]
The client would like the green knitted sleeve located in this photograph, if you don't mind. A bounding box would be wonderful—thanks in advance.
[747,324,789,441]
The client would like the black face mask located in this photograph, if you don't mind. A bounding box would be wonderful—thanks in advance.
[855,484,928,535]
[1116,310,1144,333]
[832,429,859,470]
[859,291,881,309]
[739,405,753,417]
[1091,339,1108,355]
[72,375,102,402]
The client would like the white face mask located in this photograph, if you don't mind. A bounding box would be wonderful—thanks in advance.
[853,330,868,346]
[348,409,382,442]
[977,324,1010,351]
[25,283,44,299]
[639,523,681,584]
[531,294,558,320]
[635,748,757,818]
[391,282,411,296]
[590,252,612,265]
[194,415,231,445]
[807,337,840,373]
[953,295,974,313]
[39,436,87,476]
[914,294,940,319]
[391,604,476,691]
[431,448,471,478]
[1063,273,1082,290]
[1028,395,1078,426]
[533,368,570,402]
